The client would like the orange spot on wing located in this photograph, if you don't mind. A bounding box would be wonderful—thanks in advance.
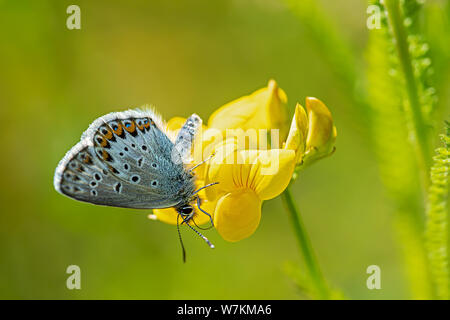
[137,121,145,131]
[124,121,136,133]
[99,137,108,147]
[113,123,123,136]
[103,128,113,140]
[102,150,110,161]
[83,155,92,164]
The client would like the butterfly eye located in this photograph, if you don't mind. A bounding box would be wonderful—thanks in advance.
[180,206,193,215]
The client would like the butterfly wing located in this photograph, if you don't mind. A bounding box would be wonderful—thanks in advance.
[172,114,202,165]
[54,109,196,209]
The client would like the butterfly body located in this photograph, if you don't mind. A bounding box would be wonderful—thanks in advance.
[54,109,200,210]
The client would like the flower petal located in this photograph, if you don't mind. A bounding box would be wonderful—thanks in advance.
[148,207,180,225]
[206,143,296,201]
[214,190,262,242]
[284,103,308,163]
[208,79,289,145]
[149,198,216,227]
[303,97,337,165]
[204,138,240,200]
[253,149,296,200]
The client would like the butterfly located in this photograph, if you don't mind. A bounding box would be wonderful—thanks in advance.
[53,108,217,261]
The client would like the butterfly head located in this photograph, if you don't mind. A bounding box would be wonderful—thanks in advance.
[176,204,194,219]
[175,201,214,263]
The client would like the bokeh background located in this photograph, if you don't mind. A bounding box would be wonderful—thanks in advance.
[0,0,448,299]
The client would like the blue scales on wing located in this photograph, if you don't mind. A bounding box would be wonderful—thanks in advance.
[53,109,196,209]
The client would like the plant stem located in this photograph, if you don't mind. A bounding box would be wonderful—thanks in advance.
[385,0,432,189]
[384,0,436,299]
[425,124,450,300]
[281,187,330,299]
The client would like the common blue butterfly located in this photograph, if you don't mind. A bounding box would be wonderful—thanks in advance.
[54,108,216,261]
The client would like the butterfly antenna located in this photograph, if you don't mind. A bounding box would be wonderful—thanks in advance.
[188,152,215,173]
[180,215,215,249]
[177,214,187,263]
[196,196,214,227]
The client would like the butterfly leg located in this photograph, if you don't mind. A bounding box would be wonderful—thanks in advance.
[197,196,214,227]
[179,211,195,226]
[192,182,219,196]
[179,212,215,249]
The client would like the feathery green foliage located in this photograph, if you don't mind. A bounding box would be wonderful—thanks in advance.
[385,0,433,177]
[424,1,450,123]
[366,0,431,298]
[366,0,421,208]
[284,261,319,299]
[283,261,346,300]
[425,122,450,300]
[402,0,438,126]
[283,0,447,299]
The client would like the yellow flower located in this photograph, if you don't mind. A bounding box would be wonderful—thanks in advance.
[148,82,336,243]
[204,138,296,241]
[203,96,336,241]
[207,79,290,147]
[285,97,337,168]
[284,102,309,162]
[150,80,291,229]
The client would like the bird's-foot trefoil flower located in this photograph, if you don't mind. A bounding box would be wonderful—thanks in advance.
[148,80,337,244]
[285,97,337,174]
[203,138,297,241]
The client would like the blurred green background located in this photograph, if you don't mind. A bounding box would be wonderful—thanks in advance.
[0,0,447,299]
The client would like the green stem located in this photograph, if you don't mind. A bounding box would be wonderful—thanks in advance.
[385,0,432,188]
[384,0,435,299]
[281,187,330,299]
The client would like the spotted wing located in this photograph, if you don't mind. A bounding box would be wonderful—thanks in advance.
[54,109,196,209]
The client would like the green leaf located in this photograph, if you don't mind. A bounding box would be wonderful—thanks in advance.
[366,0,432,299]
[425,122,450,300]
